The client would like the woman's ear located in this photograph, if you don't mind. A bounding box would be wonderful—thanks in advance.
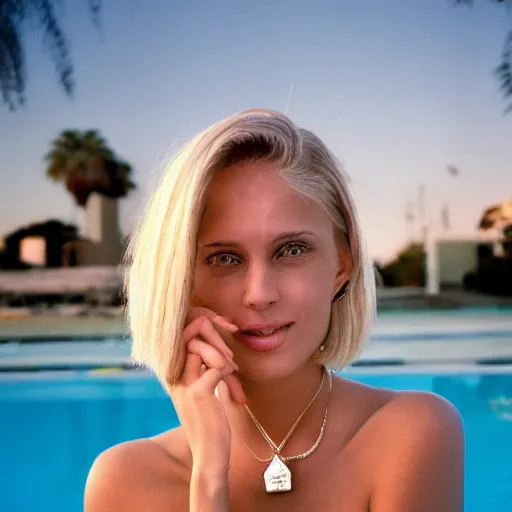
[332,243,353,301]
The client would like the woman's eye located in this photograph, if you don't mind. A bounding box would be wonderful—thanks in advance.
[206,253,240,266]
[280,244,309,258]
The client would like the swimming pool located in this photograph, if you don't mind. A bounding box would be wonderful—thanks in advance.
[0,369,510,511]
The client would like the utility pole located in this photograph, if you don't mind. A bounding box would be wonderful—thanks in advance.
[443,164,460,233]
[418,183,427,247]
[441,202,450,231]
[425,225,439,295]
[417,183,439,295]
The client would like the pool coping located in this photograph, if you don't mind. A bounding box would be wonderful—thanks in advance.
[1,335,512,371]
[1,363,512,383]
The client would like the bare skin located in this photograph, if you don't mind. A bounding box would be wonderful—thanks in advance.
[85,161,464,511]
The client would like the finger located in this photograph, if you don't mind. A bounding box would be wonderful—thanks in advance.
[186,308,238,338]
[183,317,234,359]
[187,308,238,328]
[187,338,238,373]
[223,373,246,404]
[180,351,204,386]
[215,380,229,402]
[212,316,239,333]
[186,307,219,323]
[195,367,224,395]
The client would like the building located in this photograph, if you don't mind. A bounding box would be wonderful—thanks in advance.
[436,239,482,288]
[63,193,124,266]
[434,237,512,296]
[0,220,80,269]
[0,193,124,270]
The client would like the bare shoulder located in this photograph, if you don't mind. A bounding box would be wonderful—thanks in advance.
[332,378,464,509]
[369,390,465,511]
[336,375,463,435]
[84,429,191,512]
[376,389,464,439]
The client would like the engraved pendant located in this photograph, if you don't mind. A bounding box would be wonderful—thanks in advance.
[263,455,292,493]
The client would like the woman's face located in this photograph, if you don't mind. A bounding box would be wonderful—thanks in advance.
[193,161,351,380]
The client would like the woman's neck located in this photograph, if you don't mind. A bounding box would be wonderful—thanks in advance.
[228,364,328,453]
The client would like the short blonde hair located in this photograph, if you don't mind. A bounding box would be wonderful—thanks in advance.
[125,109,376,386]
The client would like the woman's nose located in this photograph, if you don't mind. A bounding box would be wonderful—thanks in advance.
[241,263,280,310]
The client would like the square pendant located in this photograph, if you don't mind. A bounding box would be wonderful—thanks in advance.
[263,455,292,493]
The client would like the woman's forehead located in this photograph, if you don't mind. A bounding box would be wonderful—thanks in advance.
[207,162,298,208]
[198,161,333,242]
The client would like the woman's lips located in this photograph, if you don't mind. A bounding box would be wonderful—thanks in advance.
[234,323,293,352]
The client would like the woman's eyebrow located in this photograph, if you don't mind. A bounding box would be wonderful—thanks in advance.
[273,230,315,243]
[201,231,315,249]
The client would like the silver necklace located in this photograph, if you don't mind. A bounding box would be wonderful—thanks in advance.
[243,368,332,493]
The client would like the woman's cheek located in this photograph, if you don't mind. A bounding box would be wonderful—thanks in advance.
[191,268,214,307]
[192,273,235,313]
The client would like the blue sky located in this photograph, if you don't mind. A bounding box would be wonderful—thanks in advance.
[1,0,511,263]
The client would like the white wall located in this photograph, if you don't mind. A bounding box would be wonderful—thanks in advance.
[84,193,120,244]
[83,193,122,266]
[437,240,478,287]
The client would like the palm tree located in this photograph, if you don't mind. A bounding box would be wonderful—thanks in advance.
[478,197,512,257]
[478,198,512,231]
[45,129,135,207]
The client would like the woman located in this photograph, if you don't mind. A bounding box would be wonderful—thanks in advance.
[85,109,464,511]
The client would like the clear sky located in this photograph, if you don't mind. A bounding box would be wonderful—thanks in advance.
[1,0,511,263]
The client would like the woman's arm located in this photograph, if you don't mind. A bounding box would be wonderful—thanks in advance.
[190,465,230,512]
[370,392,465,512]
[168,310,245,512]
[85,309,242,511]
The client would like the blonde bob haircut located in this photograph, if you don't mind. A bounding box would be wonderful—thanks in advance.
[125,109,376,387]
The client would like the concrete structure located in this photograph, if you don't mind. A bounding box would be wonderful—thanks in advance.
[84,193,120,245]
[423,237,497,292]
[0,194,124,271]
[425,227,439,295]
[0,266,124,306]
[436,239,482,288]
[66,193,123,267]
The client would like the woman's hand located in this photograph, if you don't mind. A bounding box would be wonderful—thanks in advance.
[167,307,245,476]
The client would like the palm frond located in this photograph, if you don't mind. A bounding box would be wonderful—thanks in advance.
[33,0,74,96]
[496,31,512,112]
[0,0,27,109]
[0,0,101,110]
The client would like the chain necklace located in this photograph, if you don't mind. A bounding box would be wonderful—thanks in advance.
[243,368,332,493]
[243,367,325,456]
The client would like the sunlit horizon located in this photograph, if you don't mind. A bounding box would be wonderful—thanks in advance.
[1,0,511,264]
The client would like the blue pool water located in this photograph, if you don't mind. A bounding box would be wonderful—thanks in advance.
[0,371,511,511]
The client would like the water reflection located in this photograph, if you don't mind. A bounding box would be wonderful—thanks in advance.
[0,372,511,511]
